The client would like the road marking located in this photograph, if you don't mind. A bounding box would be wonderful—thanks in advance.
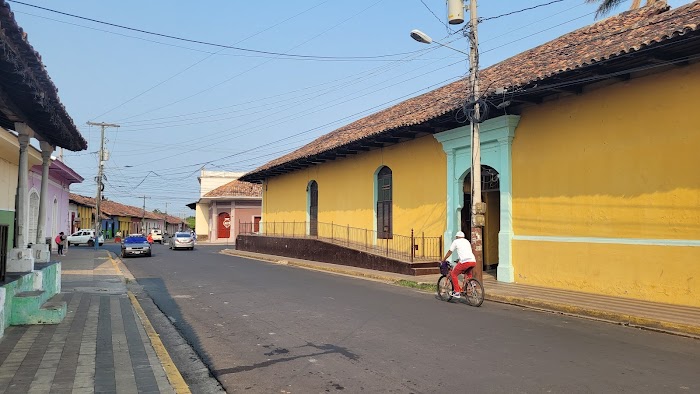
[128,291,191,394]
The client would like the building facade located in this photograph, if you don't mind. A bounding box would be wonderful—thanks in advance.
[241,3,700,307]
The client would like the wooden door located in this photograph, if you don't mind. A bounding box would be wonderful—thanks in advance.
[218,212,231,239]
[253,216,261,232]
[309,181,318,236]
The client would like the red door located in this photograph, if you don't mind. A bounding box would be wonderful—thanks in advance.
[253,216,261,232]
[218,212,231,239]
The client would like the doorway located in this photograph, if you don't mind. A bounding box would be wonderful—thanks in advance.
[217,212,231,239]
[308,181,318,236]
[462,165,501,271]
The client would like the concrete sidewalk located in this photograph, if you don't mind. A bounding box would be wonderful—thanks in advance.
[222,249,700,338]
[0,248,184,394]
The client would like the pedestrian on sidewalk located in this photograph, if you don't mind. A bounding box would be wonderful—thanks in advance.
[56,232,66,255]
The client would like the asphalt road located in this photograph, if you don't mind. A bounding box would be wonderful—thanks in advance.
[106,243,700,393]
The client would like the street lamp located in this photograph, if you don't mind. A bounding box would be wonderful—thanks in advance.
[409,30,470,56]
[411,22,485,282]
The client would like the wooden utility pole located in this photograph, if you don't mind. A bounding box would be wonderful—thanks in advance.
[86,121,119,250]
[139,195,151,234]
[467,0,484,281]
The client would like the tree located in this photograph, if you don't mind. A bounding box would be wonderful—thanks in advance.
[586,0,663,18]
[153,208,164,214]
[185,216,195,229]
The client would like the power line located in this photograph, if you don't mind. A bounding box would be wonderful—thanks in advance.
[8,0,420,61]
[480,0,571,22]
[418,0,450,30]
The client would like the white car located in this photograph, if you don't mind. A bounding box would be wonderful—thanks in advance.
[150,229,163,244]
[67,229,105,246]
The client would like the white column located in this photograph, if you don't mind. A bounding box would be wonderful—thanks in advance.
[8,123,35,272]
[36,142,54,244]
[32,141,54,263]
[15,126,31,248]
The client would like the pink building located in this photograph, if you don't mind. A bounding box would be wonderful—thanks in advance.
[192,179,262,242]
[29,158,83,249]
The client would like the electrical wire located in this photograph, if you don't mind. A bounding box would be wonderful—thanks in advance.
[480,0,571,22]
[7,0,420,61]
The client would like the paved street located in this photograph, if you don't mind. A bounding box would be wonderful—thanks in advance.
[110,243,700,393]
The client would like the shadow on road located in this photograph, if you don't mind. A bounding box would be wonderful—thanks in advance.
[213,342,359,376]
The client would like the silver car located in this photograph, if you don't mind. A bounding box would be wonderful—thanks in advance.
[169,232,195,250]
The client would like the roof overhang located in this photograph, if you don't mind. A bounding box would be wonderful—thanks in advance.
[0,1,87,151]
[240,27,700,184]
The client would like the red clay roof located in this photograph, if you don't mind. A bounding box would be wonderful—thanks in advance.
[204,180,263,198]
[69,193,161,220]
[242,2,700,180]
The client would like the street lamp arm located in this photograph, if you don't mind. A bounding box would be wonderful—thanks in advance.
[410,29,470,56]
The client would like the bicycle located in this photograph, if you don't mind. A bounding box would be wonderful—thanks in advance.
[437,261,484,307]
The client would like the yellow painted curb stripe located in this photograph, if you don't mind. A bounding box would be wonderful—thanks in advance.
[128,292,191,393]
[107,252,122,275]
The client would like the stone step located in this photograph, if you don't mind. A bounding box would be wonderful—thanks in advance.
[412,267,441,276]
[410,261,440,269]
[10,291,66,325]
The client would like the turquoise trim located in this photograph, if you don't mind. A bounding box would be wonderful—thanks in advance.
[514,235,700,247]
[434,115,520,283]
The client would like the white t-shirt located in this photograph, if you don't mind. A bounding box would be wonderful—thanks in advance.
[449,238,476,263]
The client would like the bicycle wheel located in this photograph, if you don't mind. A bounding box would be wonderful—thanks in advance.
[465,278,484,307]
[437,275,453,301]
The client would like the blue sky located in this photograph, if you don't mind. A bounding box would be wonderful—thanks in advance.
[10,0,692,218]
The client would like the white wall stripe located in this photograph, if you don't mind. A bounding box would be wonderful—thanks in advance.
[513,235,700,247]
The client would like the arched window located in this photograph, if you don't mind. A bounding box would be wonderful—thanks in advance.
[376,166,392,239]
[28,191,40,244]
[308,181,318,236]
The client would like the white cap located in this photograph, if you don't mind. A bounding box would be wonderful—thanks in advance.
[455,231,465,238]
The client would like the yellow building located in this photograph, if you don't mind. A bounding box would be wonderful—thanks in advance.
[241,3,700,307]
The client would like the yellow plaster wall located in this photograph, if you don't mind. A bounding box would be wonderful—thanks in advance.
[264,136,447,238]
[195,202,209,238]
[511,62,700,306]
[77,206,93,230]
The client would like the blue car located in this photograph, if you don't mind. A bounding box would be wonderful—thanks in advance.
[120,235,152,258]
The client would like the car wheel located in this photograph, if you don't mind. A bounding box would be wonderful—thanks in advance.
[99,243,104,246]
[87,240,94,247]
[147,252,152,257]
[121,250,125,258]
[67,241,71,246]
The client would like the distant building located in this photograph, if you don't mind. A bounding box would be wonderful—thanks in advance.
[192,170,261,242]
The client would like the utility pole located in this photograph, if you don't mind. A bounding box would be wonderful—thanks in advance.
[164,202,169,235]
[139,195,151,234]
[467,0,484,281]
[86,121,119,250]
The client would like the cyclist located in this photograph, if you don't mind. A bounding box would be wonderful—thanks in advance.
[441,231,476,298]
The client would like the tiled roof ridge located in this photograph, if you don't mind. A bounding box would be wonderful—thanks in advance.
[242,1,700,179]
[204,179,263,198]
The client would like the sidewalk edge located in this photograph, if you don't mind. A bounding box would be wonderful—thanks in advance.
[105,252,191,393]
[128,291,192,394]
[221,249,700,339]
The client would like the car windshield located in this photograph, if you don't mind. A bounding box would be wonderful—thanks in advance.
[124,236,147,243]
[176,233,191,238]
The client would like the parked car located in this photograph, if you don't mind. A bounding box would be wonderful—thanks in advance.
[67,229,104,246]
[121,235,152,258]
[169,232,195,250]
[150,229,163,244]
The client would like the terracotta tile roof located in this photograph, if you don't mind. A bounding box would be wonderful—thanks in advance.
[69,193,161,220]
[0,1,86,151]
[204,180,263,198]
[242,2,700,181]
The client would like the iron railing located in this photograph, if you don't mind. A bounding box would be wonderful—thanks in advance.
[0,224,8,282]
[239,220,442,262]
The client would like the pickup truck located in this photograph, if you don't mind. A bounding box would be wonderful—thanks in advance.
[150,229,163,244]
[67,229,105,246]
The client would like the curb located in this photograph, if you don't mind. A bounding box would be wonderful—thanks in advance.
[105,252,192,393]
[221,249,408,283]
[221,249,700,339]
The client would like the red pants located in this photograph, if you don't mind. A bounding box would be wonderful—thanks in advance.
[450,261,476,292]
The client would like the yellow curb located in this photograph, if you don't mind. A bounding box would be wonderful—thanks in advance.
[486,293,700,338]
[107,251,123,276]
[128,291,191,394]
